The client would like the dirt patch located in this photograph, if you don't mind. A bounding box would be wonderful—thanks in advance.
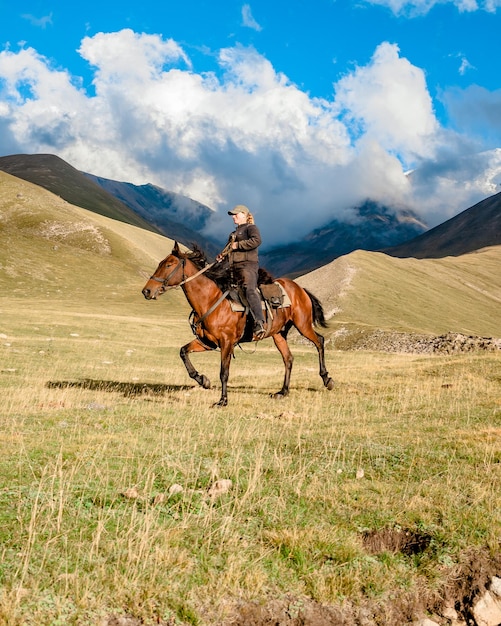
[101,548,500,625]
[361,527,432,556]
[227,547,501,626]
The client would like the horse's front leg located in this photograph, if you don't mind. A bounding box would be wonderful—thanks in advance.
[214,341,234,407]
[180,339,212,389]
[271,332,294,399]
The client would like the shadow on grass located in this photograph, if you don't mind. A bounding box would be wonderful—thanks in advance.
[46,378,195,397]
[46,378,322,400]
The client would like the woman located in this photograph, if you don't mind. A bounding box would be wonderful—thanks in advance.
[217,204,266,339]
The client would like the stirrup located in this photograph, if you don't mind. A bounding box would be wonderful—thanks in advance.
[253,321,266,340]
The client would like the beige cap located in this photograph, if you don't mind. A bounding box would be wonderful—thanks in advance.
[228,204,250,215]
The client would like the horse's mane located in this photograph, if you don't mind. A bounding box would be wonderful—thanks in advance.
[172,243,275,290]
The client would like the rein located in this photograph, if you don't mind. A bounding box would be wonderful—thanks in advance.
[150,256,230,342]
[190,289,230,333]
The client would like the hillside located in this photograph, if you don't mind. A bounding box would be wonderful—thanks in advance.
[382,190,501,258]
[298,246,501,339]
[84,172,222,257]
[4,153,501,278]
[0,169,188,318]
[1,168,500,340]
[0,153,162,235]
[0,153,429,275]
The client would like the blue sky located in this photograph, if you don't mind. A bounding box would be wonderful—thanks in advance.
[1,0,501,244]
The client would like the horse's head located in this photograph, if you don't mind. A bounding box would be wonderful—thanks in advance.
[142,242,185,300]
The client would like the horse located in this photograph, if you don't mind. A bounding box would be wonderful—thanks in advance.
[142,242,335,406]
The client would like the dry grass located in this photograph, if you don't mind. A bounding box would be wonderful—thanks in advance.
[1,169,500,624]
[1,302,500,625]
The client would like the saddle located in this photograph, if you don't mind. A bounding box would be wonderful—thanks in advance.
[228,281,290,313]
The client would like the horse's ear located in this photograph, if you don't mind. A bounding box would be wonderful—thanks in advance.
[172,241,180,256]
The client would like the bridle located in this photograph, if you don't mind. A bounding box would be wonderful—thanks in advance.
[149,257,186,290]
[149,256,217,290]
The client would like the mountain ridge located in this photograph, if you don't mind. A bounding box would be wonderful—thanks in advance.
[1,168,500,339]
[1,153,501,277]
[382,190,501,258]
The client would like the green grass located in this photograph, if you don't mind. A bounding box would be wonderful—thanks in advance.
[1,168,500,624]
[0,301,500,625]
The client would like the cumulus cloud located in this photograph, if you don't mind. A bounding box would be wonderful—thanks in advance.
[0,29,500,245]
[334,42,439,165]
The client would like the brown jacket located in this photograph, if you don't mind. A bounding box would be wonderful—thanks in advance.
[228,223,262,264]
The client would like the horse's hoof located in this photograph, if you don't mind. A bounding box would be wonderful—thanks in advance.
[213,398,228,407]
[325,378,335,391]
[200,375,211,389]
[270,391,287,400]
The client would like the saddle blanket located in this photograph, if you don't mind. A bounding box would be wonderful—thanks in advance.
[229,281,291,312]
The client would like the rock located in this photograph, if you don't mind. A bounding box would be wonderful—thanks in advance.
[342,328,501,354]
[490,576,501,597]
[472,587,501,626]
[122,487,140,499]
[207,479,232,498]
[168,483,184,496]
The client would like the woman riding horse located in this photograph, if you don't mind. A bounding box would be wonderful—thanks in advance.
[142,242,334,407]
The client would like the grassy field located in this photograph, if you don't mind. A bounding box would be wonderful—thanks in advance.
[1,170,500,624]
[0,298,500,625]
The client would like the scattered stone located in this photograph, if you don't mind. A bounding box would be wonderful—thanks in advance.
[207,479,232,498]
[336,329,501,354]
[168,483,184,496]
[122,487,140,499]
[153,493,166,505]
[491,576,501,597]
[441,605,466,625]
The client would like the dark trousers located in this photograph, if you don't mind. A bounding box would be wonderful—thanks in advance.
[232,262,265,324]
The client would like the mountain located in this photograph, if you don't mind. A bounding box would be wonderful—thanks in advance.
[0,153,160,234]
[3,152,500,278]
[84,173,222,257]
[260,201,427,277]
[1,167,500,339]
[381,190,501,259]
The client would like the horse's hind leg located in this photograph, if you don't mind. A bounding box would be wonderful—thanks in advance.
[295,321,335,391]
[271,332,294,399]
[180,339,212,389]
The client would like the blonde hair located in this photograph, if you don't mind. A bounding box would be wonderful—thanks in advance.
[246,212,255,225]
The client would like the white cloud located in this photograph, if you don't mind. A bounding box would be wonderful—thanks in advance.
[0,29,500,245]
[242,4,263,31]
[362,0,501,15]
[21,13,53,28]
[458,55,475,75]
[334,42,439,166]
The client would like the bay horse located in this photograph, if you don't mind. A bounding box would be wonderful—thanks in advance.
[142,242,334,406]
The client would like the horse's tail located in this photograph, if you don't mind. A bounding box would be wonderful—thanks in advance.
[304,288,328,328]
